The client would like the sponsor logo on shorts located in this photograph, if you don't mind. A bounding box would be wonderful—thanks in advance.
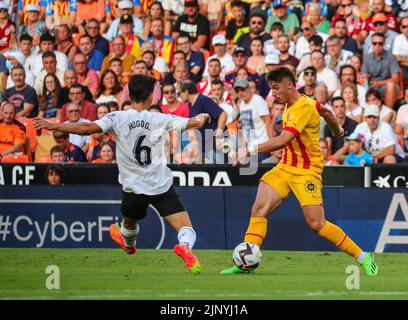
[304,180,317,193]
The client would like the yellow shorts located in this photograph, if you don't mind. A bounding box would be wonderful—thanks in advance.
[261,167,323,207]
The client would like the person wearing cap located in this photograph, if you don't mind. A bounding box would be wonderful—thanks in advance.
[44,0,77,30]
[19,4,46,46]
[257,53,280,98]
[360,0,398,36]
[224,47,259,84]
[172,0,210,51]
[353,104,405,163]
[361,32,401,108]
[104,0,143,42]
[298,66,317,99]
[363,13,398,55]
[202,35,234,80]
[176,35,205,83]
[117,13,144,60]
[179,79,227,163]
[225,0,250,45]
[236,11,271,56]
[0,1,15,53]
[17,0,46,25]
[343,132,374,166]
[266,0,299,41]
[146,17,175,66]
[234,78,272,162]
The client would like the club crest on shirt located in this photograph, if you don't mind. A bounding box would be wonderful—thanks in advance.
[304,180,317,193]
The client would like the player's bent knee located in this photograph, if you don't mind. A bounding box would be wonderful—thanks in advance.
[306,219,326,233]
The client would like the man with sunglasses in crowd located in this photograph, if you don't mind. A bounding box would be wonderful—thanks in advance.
[299,66,317,99]
[392,16,408,84]
[363,13,397,55]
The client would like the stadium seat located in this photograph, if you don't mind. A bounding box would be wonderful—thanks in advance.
[19,118,38,154]
[37,155,53,163]
[34,134,56,162]
[1,154,29,163]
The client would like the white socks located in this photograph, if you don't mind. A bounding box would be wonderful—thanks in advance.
[177,226,196,249]
[357,251,368,263]
[121,223,139,248]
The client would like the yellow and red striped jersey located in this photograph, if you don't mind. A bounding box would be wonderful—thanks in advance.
[277,95,324,177]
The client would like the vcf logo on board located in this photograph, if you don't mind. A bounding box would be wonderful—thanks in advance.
[373,175,408,188]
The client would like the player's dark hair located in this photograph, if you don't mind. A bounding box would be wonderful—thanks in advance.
[179,80,198,94]
[267,67,296,85]
[128,74,156,103]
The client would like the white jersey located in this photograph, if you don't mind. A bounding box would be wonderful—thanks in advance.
[95,110,189,195]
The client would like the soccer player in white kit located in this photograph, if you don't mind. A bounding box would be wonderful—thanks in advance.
[33,75,211,274]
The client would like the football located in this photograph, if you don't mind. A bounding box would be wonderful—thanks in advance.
[232,242,262,270]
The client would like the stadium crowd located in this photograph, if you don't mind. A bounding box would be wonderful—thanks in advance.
[0,0,408,166]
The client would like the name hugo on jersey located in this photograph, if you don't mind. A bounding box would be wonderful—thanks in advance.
[128,120,151,131]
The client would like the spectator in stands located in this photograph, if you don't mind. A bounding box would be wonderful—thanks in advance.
[344,133,374,166]
[361,32,401,108]
[20,4,46,46]
[392,16,408,84]
[234,78,272,163]
[172,0,210,51]
[341,81,363,123]
[143,2,172,38]
[361,0,398,37]
[0,103,26,161]
[56,24,78,62]
[39,73,61,119]
[50,145,65,162]
[330,0,364,45]
[307,3,330,34]
[141,50,163,81]
[105,0,144,42]
[101,36,135,76]
[200,0,227,34]
[295,22,328,60]
[363,13,398,55]
[160,82,189,117]
[299,50,339,97]
[324,96,358,157]
[211,79,237,127]
[109,57,128,86]
[64,102,91,153]
[325,35,353,74]
[52,130,87,162]
[365,89,395,124]
[34,51,65,95]
[395,96,408,155]
[3,64,39,118]
[16,34,35,72]
[96,104,110,119]
[72,53,100,99]
[146,17,175,66]
[92,141,116,163]
[225,0,249,46]
[266,1,299,41]
[203,35,235,81]
[78,34,105,72]
[236,11,271,56]
[27,32,68,78]
[258,53,280,98]
[141,41,170,80]
[118,14,145,60]
[225,47,259,84]
[95,70,123,105]
[75,0,106,36]
[197,58,222,96]
[179,79,227,163]
[319,138,337,165]
[56,69,94,109]
[296,34,323,76]
[87,126,115,161]
[276,35,299,69]
[353,104,405,163]
[0,1,16,53]
[85,19,109,57]
[332,18,359,54]
[176,35,205,83]
[44,164,65,185]
[60,83,97,122]
[299,66,317,99]
[45,0,76,31]
[333,65,367,106]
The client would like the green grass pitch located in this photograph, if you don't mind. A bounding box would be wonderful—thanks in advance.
[0,248,407,300]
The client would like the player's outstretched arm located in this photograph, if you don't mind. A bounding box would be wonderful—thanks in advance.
[318,106,344,137]
[33,117,103,135]
[248,130,296,155]
[186,113,211,130]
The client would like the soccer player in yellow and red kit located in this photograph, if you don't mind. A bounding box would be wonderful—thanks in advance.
[221,67,379,276]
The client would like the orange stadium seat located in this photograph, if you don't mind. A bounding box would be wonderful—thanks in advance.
[1,154,29,163]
